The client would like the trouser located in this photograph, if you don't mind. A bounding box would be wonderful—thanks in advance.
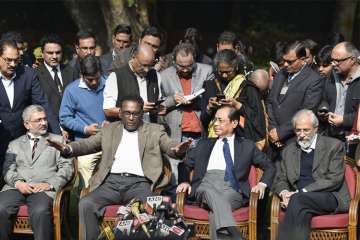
[195,170,246,240]
[0,189,53,240]
[77,151,102,187]
[278,192,338,240]
[79,173,155,240]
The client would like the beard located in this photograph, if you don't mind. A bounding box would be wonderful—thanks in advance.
[297,134,316,150]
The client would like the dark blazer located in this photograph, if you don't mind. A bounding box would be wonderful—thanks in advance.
[37,63,76,118]
[319,72,360,130]
[183,136,275,200]
[68,122,178,192]
[100,52,113,76]
[267,65,324,142]
[68,58,81,80]
[0,66,60,163]
[273,135,350,213]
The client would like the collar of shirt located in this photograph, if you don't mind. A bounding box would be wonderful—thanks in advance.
[218,134,235,143]
[44,62,60,74]
[78,77,106,92]
[27,132,41,140]
[0,71,16,83]
[112,50,117,60]
[128,62,146,80]
[300,134,318,153]
[347,65,360,84]
[288,64,306,83]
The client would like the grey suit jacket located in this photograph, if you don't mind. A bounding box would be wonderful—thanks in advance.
[273,135,350,213]
[68,122,179,192]
[160,63,213,141]
[2,133,74,199]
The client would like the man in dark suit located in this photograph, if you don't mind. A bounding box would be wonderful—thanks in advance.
[273,109,350,240]
[177,105,275,240]
[267,41,324,148]
[100,24,132,76]
[37,34,76,122]
[48,95,192,240]
[0,39,60,175]
[103,44,163,122]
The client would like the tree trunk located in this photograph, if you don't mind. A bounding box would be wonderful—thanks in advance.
[333,0,358,41]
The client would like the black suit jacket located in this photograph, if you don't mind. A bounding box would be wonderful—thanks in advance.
[0,66,60,163]
[267,65,324,142]
[183,136,275,200]
[37,63,76,118]
[100,52,113,76]
[319,71,360,130]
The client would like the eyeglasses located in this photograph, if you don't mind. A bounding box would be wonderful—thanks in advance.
[331,56,353,65]
[283,58,299,65]
[175,62,194,70]
[217,68,235,76]
[294,128,312,134]
[28,118,48,124]
[122,111,142,118]
[1,56,20,65]
[214,118,230,124]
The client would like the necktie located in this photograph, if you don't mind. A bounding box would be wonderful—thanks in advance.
[52,66,63,95]
[222,138,239,191]
[31,138,39,159]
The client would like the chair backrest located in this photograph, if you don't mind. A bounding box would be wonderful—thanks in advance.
[345,164,357,198]
[248,165,257,188]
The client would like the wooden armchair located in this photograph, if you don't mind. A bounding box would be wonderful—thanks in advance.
[176,165,260,240]
[270,162,360,240]
[12,158,77,240]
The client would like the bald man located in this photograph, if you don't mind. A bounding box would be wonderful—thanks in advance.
[103,44,162,122]
[236,69,269,149]
[318,41,360,142]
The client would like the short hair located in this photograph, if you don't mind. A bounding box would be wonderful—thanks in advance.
[140,26,161,41]
[213,49,239,71]
[291,109,319,128]
[22,105,45,122]
[343,42,360,58]
[284,40,307,59]
[113,24,132,37]
[217,31,237,45]
[75,30,96,46]
[183,27,202,44]
[119,95,144,109]
[303,39,318,54]
[40,34,64,51]
[271,41,286,64]
[1,31,24,44]
[217,105,240,122]
[0,39,18,55]
[316,45,333,65]
[80,55,101,76]
[172,42,196,60]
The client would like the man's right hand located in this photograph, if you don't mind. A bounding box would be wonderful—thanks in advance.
[15,181,33,194]
[207,97,220,112]
[317,111,329,121]
[176,182,192,195]
[85,123,100,136]
[46,138,71,155]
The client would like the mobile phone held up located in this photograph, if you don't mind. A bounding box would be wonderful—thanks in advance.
[155,98,165,106]
[216,94,225,101]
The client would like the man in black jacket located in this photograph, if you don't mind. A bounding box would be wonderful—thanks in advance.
[318,42,360,142]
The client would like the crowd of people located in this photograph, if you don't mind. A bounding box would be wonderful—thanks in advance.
[0,25,359,240]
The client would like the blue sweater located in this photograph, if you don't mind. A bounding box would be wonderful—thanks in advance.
[59,77,106,140]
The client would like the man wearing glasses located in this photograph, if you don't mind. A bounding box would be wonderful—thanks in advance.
[103,44,163,123]
[318,42,360,144]
[68,30,99,79]
[0,39,60,179]
[267,41,323,151]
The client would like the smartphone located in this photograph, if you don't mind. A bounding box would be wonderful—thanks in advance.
[155,98,165,105]
[216,94,225,101]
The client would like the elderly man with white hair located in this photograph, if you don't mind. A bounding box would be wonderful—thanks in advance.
[273,109,350,240]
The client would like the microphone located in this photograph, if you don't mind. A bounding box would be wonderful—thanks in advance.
[130,200,151,238]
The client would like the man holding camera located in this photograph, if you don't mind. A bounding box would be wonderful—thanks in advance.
[318,42,360,142]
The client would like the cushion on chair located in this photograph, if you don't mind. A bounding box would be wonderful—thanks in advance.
[17,204,29,217]
[183,204,249,222]
[345,164,356,198]
[279,211,349,229]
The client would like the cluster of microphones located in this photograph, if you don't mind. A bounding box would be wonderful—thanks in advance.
[98,196,194,240]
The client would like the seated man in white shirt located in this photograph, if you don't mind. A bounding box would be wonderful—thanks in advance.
[177,105,275,240]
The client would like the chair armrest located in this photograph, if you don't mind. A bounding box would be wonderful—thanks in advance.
[176,191,186,215]
[271,194,281,224]
[349,195,360,229]
[249,191,259,223]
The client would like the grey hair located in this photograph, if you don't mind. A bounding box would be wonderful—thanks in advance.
[291,109,319,128]
[22,105,45,122]
[344,42,360,58]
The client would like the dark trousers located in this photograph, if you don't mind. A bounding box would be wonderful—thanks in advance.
[79,174,155,240]
[0,189,54,240]
[278,192,338,240]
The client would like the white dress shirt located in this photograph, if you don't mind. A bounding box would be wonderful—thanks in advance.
[110,129,144,176]
[207,134,235,171]
[44,62,63,85]
[1,73,16,108]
